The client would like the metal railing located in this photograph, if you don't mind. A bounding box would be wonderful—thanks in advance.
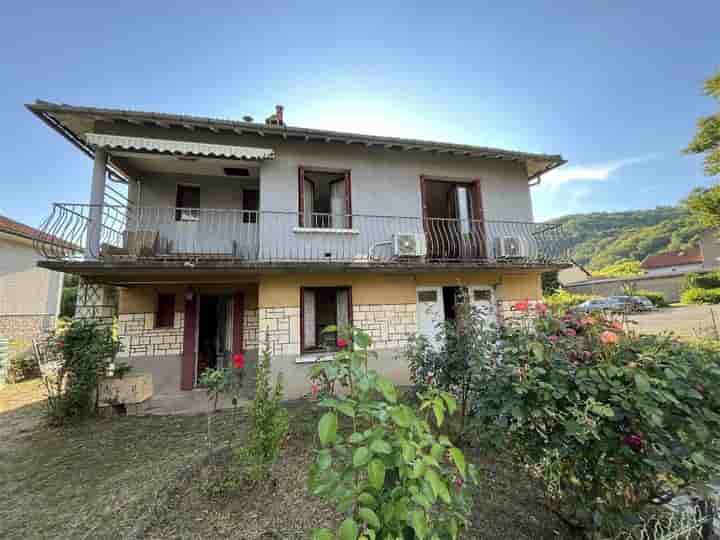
[35,204,572,265]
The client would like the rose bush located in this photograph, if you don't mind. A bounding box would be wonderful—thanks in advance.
[473,310,720,537]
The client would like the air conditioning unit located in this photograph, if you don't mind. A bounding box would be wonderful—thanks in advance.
[493,236,525,258]
[393,233,427,257]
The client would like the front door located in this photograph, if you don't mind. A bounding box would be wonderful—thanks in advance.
[416,287,445,347]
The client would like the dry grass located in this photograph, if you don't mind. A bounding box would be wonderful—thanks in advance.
[0,382,576,540]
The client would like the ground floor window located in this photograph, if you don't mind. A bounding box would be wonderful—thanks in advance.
[301,287,351,352]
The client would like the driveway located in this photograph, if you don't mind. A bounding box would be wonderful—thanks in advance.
[628,304,720,338]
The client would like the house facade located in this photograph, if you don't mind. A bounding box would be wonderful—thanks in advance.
[29,100,569,399]
[640,247,705,277]
[0,215,63,344]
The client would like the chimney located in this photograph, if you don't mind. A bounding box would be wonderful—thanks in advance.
[275,105,284,126]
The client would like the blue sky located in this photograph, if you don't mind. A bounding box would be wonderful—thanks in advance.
[1,1,718,226]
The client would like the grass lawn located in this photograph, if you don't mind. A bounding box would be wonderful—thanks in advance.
[0,381,576,540]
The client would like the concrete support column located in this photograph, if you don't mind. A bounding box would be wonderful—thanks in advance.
[86,149,107,259]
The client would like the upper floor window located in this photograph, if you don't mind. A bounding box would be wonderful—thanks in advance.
[175,185,200,222]
[298,167,351,229]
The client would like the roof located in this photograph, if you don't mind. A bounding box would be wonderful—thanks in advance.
[0,214,45,242]
[26,100,565,181]
[640,247,704,269]
[85,133,275,161]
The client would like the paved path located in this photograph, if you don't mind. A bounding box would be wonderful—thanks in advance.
[629,304,720,338]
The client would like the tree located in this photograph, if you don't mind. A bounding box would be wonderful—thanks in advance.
[685,68,720,226]
[592,259,642,278]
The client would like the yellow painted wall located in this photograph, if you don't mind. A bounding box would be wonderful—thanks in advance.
[258,270,542,308]
[118,284,258,314]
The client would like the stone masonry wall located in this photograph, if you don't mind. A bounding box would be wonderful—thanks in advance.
[259,307,300,356]
[244,308,259,350]
[117,312,184,358]
[497,300,544,323]
[0,314,56,344]
[352,304,416,350]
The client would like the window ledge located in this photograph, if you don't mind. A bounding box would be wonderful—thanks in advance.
[295,352,336,364]
[292,227,360,235]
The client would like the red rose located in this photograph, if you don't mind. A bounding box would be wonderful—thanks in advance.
[536,303,548,314]
[600,331,620,345]
[310,382,321,398]
[426,375,434,385]
[623,433,643,451]
[232,352,244,369]
[513,300,529,312]
[56,340,64,349]
[336,338,349,349]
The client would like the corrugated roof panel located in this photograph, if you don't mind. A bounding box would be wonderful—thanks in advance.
[84,133,275,160]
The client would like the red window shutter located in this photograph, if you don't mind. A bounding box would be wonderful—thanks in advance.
[156,294,175,328]
[180,293,197,391]
[232,292,244,354]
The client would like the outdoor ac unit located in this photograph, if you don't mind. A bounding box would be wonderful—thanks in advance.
[393,233,427,257]
[493,236,525,258]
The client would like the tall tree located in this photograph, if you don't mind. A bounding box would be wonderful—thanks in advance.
[686,68,720,226]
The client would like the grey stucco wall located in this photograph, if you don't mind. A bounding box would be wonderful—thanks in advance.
[566,274,687,303]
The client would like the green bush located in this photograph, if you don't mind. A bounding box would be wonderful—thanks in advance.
[309,326,478,540]
[543,288,594,315]
[634,289,668,307]
[474,312,720,537]
[6,340,39,383]
[684,271,720,291]
[681,287,720,304]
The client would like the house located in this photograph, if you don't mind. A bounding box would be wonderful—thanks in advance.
[699,229,720,271]
[0,214,64,345]
[640,247,704,276]
[27,100,569,400]
[558,261,592,287]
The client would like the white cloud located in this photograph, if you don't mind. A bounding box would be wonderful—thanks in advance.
[541,154,657,189]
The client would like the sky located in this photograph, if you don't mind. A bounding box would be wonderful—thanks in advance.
[1,1,718,226]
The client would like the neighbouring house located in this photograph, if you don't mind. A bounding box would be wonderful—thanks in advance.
[0,214,64,345]
[27,100,570,400]
[699,229,720,271]
[640,247,704,276]
[558,261,592,287]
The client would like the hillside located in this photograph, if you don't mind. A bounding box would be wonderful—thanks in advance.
[551,206,706,270]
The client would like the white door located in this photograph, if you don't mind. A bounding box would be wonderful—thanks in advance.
[416,287,444,347]
[468,285,496,326]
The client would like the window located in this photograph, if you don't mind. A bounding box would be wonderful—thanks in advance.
[242,189,259,224]
[156,293,176,328]
[300,287,352,353]
[175,185,200,221]
[298,167,351,228]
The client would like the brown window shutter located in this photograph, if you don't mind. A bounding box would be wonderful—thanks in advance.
[345,170,352,228]
[180,293,197,390]
[232,292,244,354]
[298,166,305,227]
[471,179,484,222]
[156,294,175,328]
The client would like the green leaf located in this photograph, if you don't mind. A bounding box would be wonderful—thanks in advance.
[410,509,428,540]
[530,341,544,361]
[312,528,334,540]
[410,460,426,479]
[424,468,451,504]
[634,374,650,394]
[376,376,398,404]
[335,400,357,418]
[317,450,332,470]
[338,518,359,540]
[353,446,371,467]
[358,507,381,529]
[318,412,338,447]
[370,439,392,454]
[449,447,466,479]
[441,392,457,415]
[368,459,386,491]
[390,405,414,428]
[355,331,371,348]
[432,401,445,426]
[401,441,416,462]
[349,432,365,444]
[430,444,444,461]
[358,492,376,506]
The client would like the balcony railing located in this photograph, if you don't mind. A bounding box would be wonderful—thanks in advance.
[35,204,572,266]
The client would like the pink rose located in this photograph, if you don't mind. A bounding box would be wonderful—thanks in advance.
[600,331,620,345]
[548,335,558,344]
[565,328,577,337]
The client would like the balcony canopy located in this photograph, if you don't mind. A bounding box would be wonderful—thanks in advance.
[85,133,275,161]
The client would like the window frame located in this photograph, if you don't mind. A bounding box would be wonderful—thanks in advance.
[175,184,201,222]
[156,293,176,329]
[299,286,353,354]
[298,166,352,229]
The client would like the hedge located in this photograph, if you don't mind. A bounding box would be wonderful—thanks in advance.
[544,289,594,315]
[634,290,668,307]
[681,287,720,305]
[684,271,720,291]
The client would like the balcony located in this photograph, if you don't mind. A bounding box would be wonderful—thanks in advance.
[35,204,571,269]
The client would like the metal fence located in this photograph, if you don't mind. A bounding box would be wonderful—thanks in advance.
[35,203,573,266]
[614,496,718,540]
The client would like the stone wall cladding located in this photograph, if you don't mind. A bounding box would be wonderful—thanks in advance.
[0,314,56,344]
[352,303,416,350]
[244,308,259,350]
[497,300,543,323]
[117,312,184,358]
[259,307,300,355]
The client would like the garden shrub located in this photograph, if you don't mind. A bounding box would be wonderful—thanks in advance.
[473,309,720,537]
[684,271,720,291]
[633,289,668,307]
[309,326,478,540]
[6,340,39,383]
[681,287,720,304]
[404,289,499,436]
[544,288,594,315]
[237,344,288,482]
[43,320,120,425]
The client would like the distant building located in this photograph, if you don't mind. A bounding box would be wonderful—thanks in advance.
[640,247,704,276]
[558,262,592,286]
[0,215,64,344]
[699,229,720,271]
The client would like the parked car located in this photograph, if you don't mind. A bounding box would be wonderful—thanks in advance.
[630,296,656,312]
[574,298,625,313]
[608,296,640,312]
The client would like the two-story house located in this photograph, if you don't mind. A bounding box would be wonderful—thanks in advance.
[28,100,569,400]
